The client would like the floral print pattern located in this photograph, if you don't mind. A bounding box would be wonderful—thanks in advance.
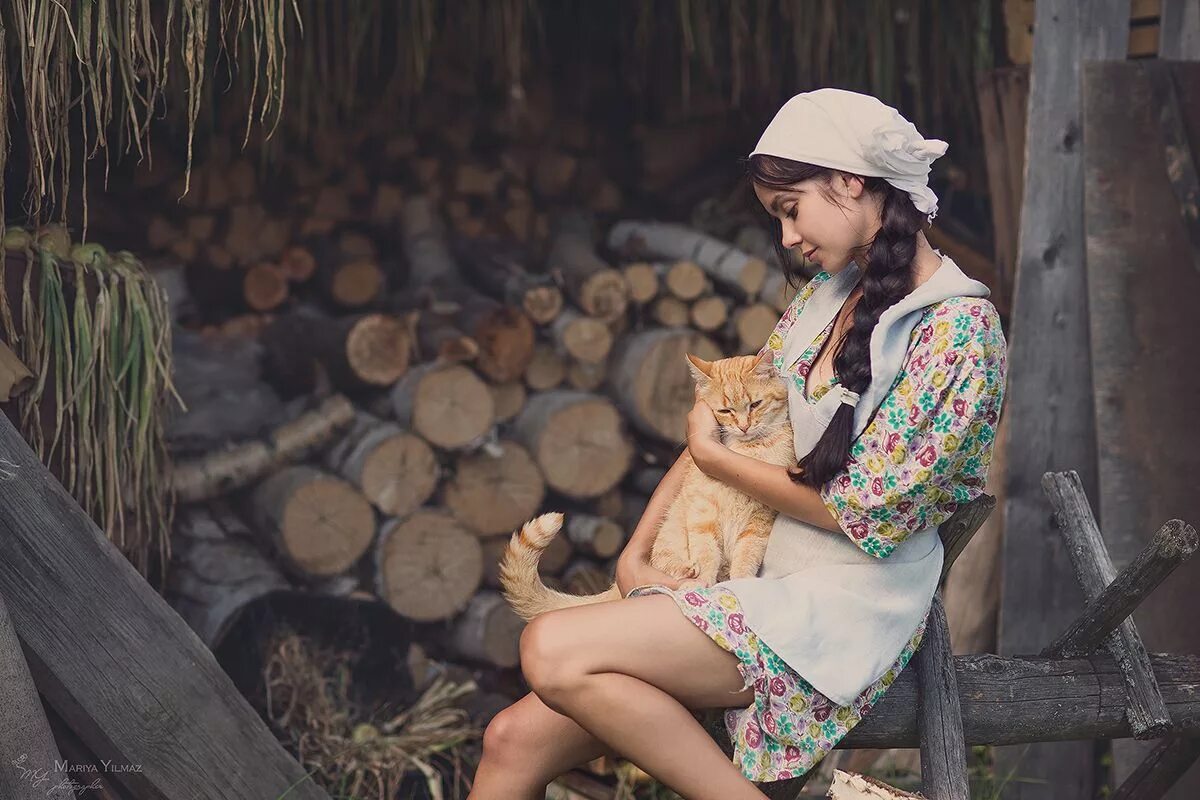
[759,271,1007,559]
[668,585,925,783]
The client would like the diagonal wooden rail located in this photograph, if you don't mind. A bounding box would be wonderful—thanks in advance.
[0,412,329,799]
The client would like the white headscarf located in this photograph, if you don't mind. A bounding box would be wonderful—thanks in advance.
[750,88,948,223]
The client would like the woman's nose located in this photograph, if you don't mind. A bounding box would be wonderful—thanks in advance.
[780,228,803,249]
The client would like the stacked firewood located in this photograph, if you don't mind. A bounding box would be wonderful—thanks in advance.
[162,186,800,670]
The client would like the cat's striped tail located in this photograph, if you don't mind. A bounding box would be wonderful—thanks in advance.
[499,512,622,621]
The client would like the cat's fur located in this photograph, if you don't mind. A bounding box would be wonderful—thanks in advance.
[499,351,796,621]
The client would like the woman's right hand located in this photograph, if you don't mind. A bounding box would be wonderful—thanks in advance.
[615,552,695,597]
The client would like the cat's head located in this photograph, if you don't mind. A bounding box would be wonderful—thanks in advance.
[685,352,788,442]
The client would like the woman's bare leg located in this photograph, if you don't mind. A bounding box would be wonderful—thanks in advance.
[520,595,767,800]
[468,690,616,800]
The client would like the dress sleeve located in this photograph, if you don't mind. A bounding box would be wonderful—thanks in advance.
[757,272,829,362]
[818,298,1008,558]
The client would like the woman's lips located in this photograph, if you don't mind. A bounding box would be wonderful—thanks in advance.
[804,247,818,261]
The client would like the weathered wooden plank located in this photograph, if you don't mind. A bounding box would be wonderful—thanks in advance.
[1045,520,1198,658]
[0,592,74,800]
[1082,59,1200,796]
[915,594,969,800]
[1111,736,1200,800]
[939,494,996,583]
[1144,61,1200,275]
[838,653,1200,749]
[1159,0,1200,59]
[0,413,329,800]
[997,0,1131,794]
[1041,471,1171,738]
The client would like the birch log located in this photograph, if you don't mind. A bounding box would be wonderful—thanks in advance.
[609,329,723,443]
[375,510,484,622]
[608,220,767,299]
[512,390,633,499]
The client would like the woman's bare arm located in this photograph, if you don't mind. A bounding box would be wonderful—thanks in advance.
[691,441,842,533]
[614,449,695,594]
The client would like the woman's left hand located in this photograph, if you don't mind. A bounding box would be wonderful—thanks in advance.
[686,397,722,469]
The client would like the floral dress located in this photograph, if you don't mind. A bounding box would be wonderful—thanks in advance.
[631,269,1007,783]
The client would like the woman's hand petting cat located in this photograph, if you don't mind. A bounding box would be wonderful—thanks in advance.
[686,398,724,472]
[615,552,697,596]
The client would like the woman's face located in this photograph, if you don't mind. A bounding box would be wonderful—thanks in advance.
[753,173,877,273]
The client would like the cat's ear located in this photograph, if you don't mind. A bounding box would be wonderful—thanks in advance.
[685,353,714,385]
[750,351,778,379]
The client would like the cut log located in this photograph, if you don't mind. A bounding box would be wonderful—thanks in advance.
[563,513,625,559]
[371,183,405,225]
[758,268,798,314]
[534,151,578,197]
[278,245,317,282]
[916,594,970,800]
[608,220,768,299]
[541,531,574,575]
[415,311,479,364]
[731,303,779,354]
[512,390,633,499]
[454,237,564,324]
[444,440,546,535]
[374,510,483,622]
[550,308,613,365]
[447,590,526,669]
[168,504,290,648]
[609,329,723,443]
[689,295,731,332]
[565,359,607,392]
[401,195,462,299]
[621,262,660,304]
[391,363,495,450]
[489,381,527,422]
[564,559,611,596]
[170,394,356,502]
[524,343,567,391]
[548,212,629,321]
[656,259,708,301]
[651,295,690,327]
[828,770,923,799]
[312,312,412,390]
[250,465,376,578]
[324,412,439,517]
[449,290,536,383]
[242,262,289,311]
[323,257,385,309]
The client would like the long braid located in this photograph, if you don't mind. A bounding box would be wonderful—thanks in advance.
[793,183,922,487]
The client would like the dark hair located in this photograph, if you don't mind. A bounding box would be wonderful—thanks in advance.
[747,153,925,489]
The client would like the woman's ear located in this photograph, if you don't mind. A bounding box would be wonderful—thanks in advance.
[835,171,866,199]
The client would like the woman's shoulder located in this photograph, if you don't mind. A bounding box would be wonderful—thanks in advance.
[916,296,1005,352]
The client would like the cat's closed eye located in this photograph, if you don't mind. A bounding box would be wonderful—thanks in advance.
[750,400,763,409]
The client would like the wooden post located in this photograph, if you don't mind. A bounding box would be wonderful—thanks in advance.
[1159,0,1200,59]
[0,413,329,799]
[1044,519,1197,658]
[1110,736,1200,800]
[1040,471,1172,739]
[915,594,970,800]
[0,592,75,800]
[997,0,1131,795]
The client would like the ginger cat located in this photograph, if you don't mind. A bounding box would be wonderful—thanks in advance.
[499,351,795,621]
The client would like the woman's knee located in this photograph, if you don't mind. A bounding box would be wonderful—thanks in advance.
[519,614,583,707]
[481,703,529,764]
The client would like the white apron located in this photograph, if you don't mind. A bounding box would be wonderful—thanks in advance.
[718,254,989,706]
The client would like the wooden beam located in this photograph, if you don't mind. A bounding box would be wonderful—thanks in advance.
[0,413,329,800]
[1159,0,1200,58]
[939,494,996,583]
[1110,736,1200,800]
[839,653,1200,749]
[997,0,1132,795]
[1044,519,1197,658]
[1041,471,1171,739]
[915,594,970,800]
[0,592,74,800]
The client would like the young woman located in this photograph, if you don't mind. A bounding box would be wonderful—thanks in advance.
[468,88,1008,800]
